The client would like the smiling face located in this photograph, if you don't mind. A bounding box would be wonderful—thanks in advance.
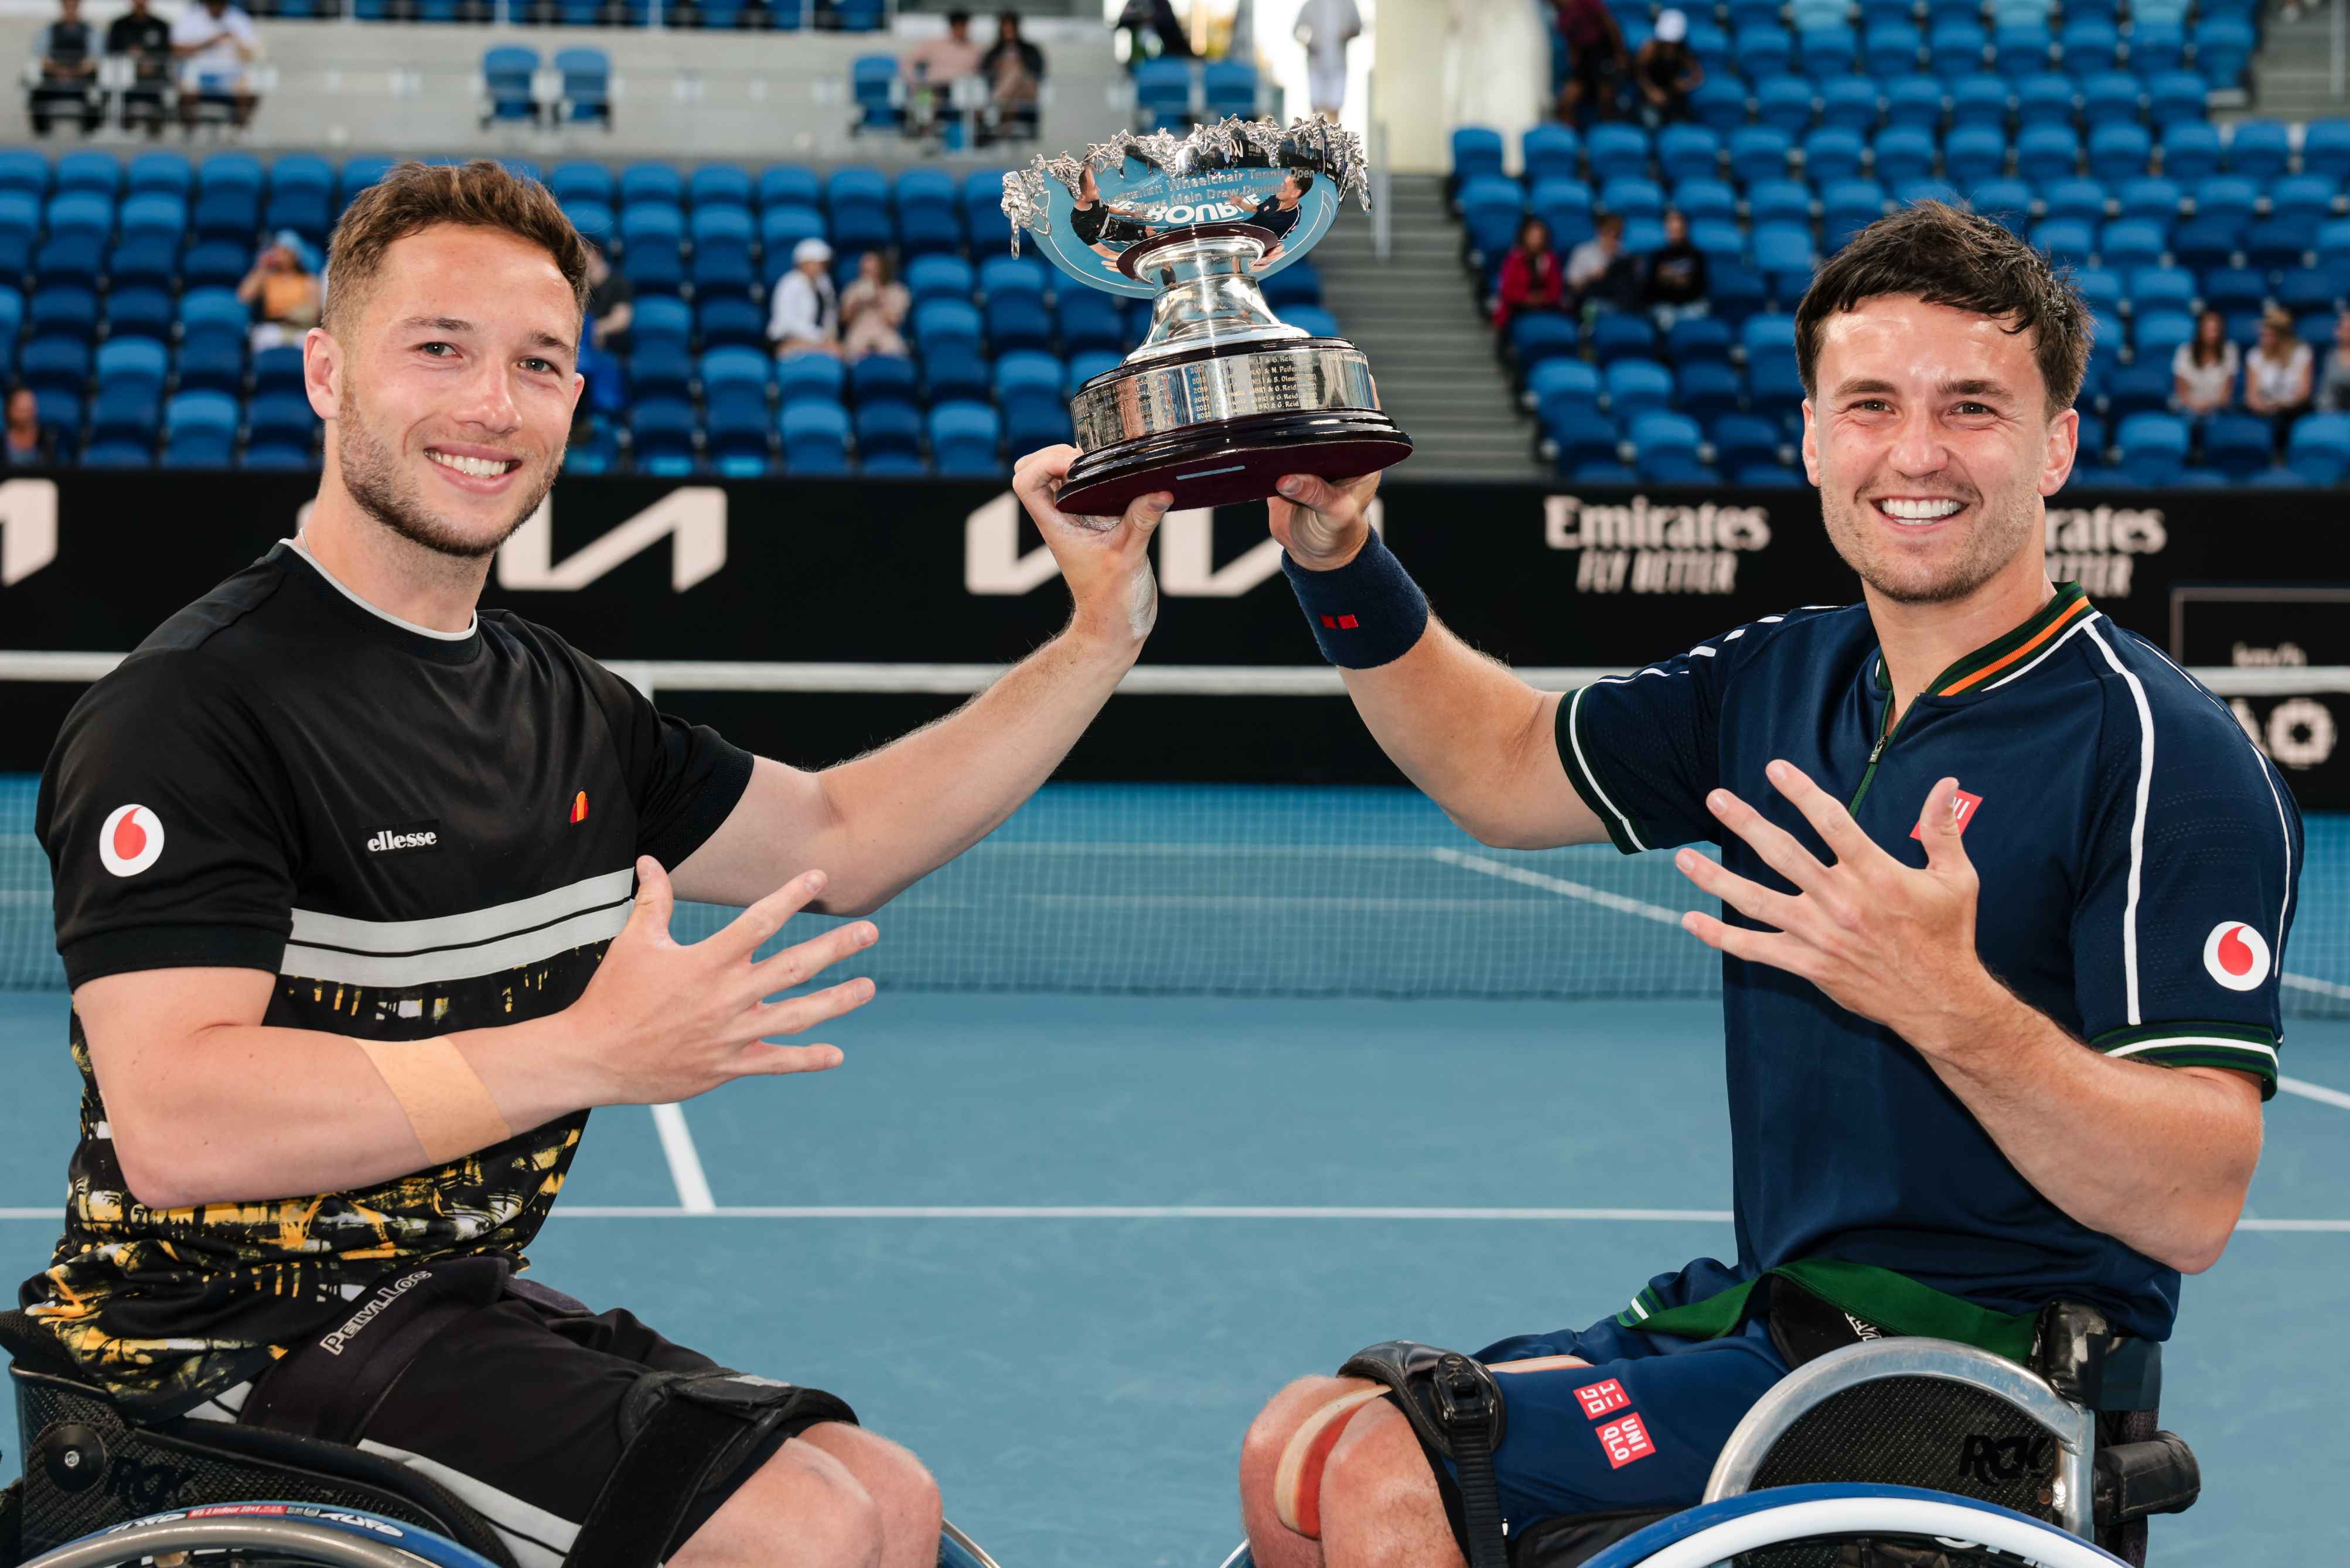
[1802,295,2075,606]
[312,223,581,561]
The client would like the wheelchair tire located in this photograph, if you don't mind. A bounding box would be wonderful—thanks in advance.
[1574,1482,2132,1568]
[15,1501,503,1568]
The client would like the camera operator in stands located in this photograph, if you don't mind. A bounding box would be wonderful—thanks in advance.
[170,0,259,131]
[28,0,104,137]
[105,0,173,135]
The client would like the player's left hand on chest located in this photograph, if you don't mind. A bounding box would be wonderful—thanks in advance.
[1672,762,1997,1043]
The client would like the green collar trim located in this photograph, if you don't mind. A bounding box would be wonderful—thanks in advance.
[1871,582,2093,703]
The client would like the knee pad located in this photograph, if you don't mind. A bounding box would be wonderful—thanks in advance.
[1271,1386,1388,1537]
[566,1369,858,1568]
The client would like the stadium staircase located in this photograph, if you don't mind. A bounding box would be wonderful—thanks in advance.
[2250,9,2350,120]
[1314,172,1547,483]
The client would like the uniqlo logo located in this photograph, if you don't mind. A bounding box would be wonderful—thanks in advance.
[1573,1379,1630,1419]
[1597,1413,1656,1469]
[1910,788,1984,841]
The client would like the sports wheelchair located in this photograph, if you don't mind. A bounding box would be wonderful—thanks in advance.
[0,1313,1002,1568]
[1223,1303,2202,1567]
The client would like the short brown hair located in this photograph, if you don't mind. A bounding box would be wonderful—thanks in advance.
[1794,201,2091,418]
[323,159,590,336]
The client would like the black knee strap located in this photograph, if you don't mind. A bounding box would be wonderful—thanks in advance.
[1339,1341,1509,1568]
[562,1370,857,1568]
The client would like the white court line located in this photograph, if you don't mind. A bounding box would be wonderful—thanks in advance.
[649,1102,717,1213]
[2283,973,2350,1001]
[2279,1076,2350,1112]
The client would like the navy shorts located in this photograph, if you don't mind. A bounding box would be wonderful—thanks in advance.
[1447,1257,1790,1532]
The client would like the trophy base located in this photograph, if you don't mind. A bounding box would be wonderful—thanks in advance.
[1057,409,1414,517]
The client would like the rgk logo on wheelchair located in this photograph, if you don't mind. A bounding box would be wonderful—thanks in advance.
[1957,1430,2054,1489]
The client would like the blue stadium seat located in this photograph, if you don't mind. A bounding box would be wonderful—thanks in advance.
[912,296,983,356]
[2097,217,2164,270]
[1820,179,1887,248]
[82,439,152,468]
[1590,312,1657,365]
[1947,75,2010,132]
[247,343,303,396]
[1944,127,2007,188]
[836,353,912,412]
[2156,121,2221,184]
[2132,308,2195,360]
[849,54,904,133]
[1675,359,1743,425]
[1929,19,1989,74]
[853,400,923,467]
[693,294,759,351]
[1800,22,1859,77]
[2194,175,2259,230]
[2010,73,2074,131]
[481,46,541,125]
[2017,124,2082,180]
[247,391,318,448]
[904,253,973,308]
[619,202,684,292]
[1871,126,1936,186]
[1586,124,1652,186]
[689,206,755,292]
[629,397,698,468]
[765,352,840,412]
[895,167,962,257]
[1668,184,1735,235]
[2200,411,2271,478]
[2129,19,2187,75]
[1202,59,1258,119]
[195,152,263,241]
[1630,409,1704,467]
[1604,357,1675,416]
[2272,173,2337,230]
[700,343,772,401]
[1656,125,1721,186]
[1458,175,1526,267]
[100,285,169,345]
[2113,411,2188,483]
[1530,178,1596,246]
[2301,121,2350,184]
[1666,313,1735,363]
[690,163,753,211]
[2277,265,2340,318]
[2126,264,2194,315]
[2115,175,2182,231]
[2193,18,2255,88]
[1451,127,1506,188]
[1817,76,1880,133]
[264,154,334,246]
[983,291,1053,354]
[977,251,1046,299]
[775,400,848,472]
[0,151,49,200]
[88,379,159,447]
[1967,176,2034,234]
[2284,411,2350,483]
[1708,263,1769,325]
[627,339,693,400]
[2168,213,2239,273]
[165,387,238,441]
[550,161,615,207]
[1803,127,1865,184]
[551,50,612,125]
[2225,119,2290,182]
[2242,218,2313,275]
[1260,261,1324,308]
[1728,125,1795,185]
[52,150,117,200]
[1713,413,1783,472]
[1880,75,1943,130]
[2057,17,2117,74]
[1863,21,1922,78]
[1734,23,1795,79]
[1133,59,1195,134]
[1052,292,1121,357]
[2138,74,2205,135]
[1546,407,1619,472]
[1599,175,1666,222]
[2079,72,2143,129]
[1748,75,1811,136]
[1752,223,1818,299]
[705,387,773,469]
[2087,123,2151,185]
[1688,76,1749,134]
[631,294,691,347]
[929,400,1002,475]
[1522,124,1582,186]
[620,163,683,208]
[1742,178,1807,229]
[758,164,821,212]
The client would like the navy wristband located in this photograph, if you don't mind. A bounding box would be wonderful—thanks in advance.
[1280,530,1431,669]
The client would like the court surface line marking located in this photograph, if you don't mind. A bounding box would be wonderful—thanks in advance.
[0,1208,2341,1229]
[649,1102,717,1212]
[1433,848,2350,1101]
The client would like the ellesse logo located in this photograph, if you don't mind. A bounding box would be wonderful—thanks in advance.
[365,819,442,855]
[98,804,165,877]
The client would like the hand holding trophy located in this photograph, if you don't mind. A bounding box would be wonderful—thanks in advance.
[1001,117,1413,516]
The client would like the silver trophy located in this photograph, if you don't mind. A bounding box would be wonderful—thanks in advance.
[1001,117,1412,516]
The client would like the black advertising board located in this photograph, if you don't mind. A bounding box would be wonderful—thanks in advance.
[0,474,2344,802]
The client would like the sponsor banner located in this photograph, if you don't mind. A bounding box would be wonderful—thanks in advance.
[1,476,2345,800]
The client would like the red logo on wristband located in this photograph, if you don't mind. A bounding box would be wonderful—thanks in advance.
[1319,615,1361,629]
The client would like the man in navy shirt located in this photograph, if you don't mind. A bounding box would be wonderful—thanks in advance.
[1234,202,2300,1567]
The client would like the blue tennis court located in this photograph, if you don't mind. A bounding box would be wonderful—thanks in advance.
[4,784,2346,1566]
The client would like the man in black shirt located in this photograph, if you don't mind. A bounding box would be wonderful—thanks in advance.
[30,0,102,134]
[1251,171,1311,265]
[1644,206,1708,328]
[35,159,1176,1568]
[105,0,174,134]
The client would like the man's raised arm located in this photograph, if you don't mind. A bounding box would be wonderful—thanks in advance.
[1267,473,1609,851]
[671,446,1172,913]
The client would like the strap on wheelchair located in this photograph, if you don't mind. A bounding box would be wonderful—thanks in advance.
[564,1371,857,1568]
[1338,1341,1509,1568]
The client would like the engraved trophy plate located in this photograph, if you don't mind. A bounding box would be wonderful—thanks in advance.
[1002,117,1412,515]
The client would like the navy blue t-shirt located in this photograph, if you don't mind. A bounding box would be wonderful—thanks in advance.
[1556,584,2303,1340]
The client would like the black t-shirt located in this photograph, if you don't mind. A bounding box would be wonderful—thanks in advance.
[107,9,172,71]
[29,540,752,1413]
[40,19,93,73]
[1646,240,1707,306]
[1251,195,1302,243]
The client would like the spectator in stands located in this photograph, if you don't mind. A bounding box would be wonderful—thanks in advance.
[2317,310,2350,411]
[1,387,56,468]
[171,0,260,130]
[1632,8,1703,127]
[1492,214,1565,332]
[1549,0,1627,123]
[903,9,982,137]
[840,250,910,360]
[2243,303,2314,446]
[239,233,321,352]
[1114,0,1192,64]
[577,240,631,415]
[1567,211,1641,315]
[2171,307,2237,418]
[1294,0,1362,122]
[106,0,174,135]
[979,11,1045,144]
[1253,171,1312,265]
[1645,207,1708,327]
[29,0,104,137]
[769,236,841,359]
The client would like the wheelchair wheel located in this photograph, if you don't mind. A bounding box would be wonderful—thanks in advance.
[16,1501,502,1568]
[1573,1483,2132,1567]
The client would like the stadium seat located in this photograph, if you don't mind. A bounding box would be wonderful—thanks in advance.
[770,399,845,472]
[248,344,303,396]
[1800,22,1860,77]
[2129,19,2187,75]
[2284,411,2350,483]
[1674,359,1743,425]
[2058,17,2117,74]
[1881,75,1943,130]
[1690,76,1751,134]
[2200,411,2272,478]
[1133,58,1195,134]
[1863,21,1922,79]
[2080,72,2144,128]
[894,168,962,258]
[2086,124,2151,186]
[1531,178,1597,246]
[629,397,698,468]
[905,253,974,308]
[550,161,615,207]
[2193,18,2255,88]
[756,164,821,213]
[1968,178,2035,234]
[1729,126,1794,186]
[1755,75,1817,135]
[619,202,684,292]
[1803,127,1865,184]
[1450,127,1506,188]
[1819,76,1881,132]
[1599,176,1665,222]
[2097,217,2164,270]
[81,439,152,468]
[103,285,170,345]
[2225,120,2290,182]
[54,149,119,199]
[247,391,319,449]
[2243,219,2314,275]
[1947,75,2009,132]
[481,46,542,125]
[983,290,1053,354]
[1945,127,2008,189]
[552,49,613,127]
[1458,175,1524,267]
[689,163,752,211]
[2109,411,2187,483]
[689,206,755,292]
[1713,413,1783,472]
[1586,124,1652,186]
[2114,175,2182,231]
[0,150,49,200]
[1510,312,1580,374]
[1057,292,1125,356]
[1871,126,1936,186]
[1591,312,1657,365]
[2011,73,2075,131]
[1929,19,1989,74]
[194,153,263,241]
[929,400,1002,475]
[844,352,916,411]
[29,286,97,343]
[2102,360,2171,415]
[1604,357,1675,417]
[1657,125,1722,186]
[264,155,335,247]
[1260,262,1324,309]
[1522,123,1581,186]
[2303,120,2350,183]
[1202,60,1258,119]
[2016,124,2082,180]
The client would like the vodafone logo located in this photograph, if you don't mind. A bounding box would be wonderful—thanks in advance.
[2202,922,2272,991]
[98,804,165,878]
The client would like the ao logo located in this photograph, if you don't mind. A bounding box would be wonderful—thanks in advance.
[98,804,165,878]
[2202,921,2271,991]
[963,493,1385,597]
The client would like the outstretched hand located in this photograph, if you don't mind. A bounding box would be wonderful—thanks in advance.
[1266,471,1382,570]
[1672,765,2004,1055]
[1011,444,1169,647]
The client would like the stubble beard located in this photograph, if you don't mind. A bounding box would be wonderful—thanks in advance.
[1822,483,2039,606]
[335,380,561,563]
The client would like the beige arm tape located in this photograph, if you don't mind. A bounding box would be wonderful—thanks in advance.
[357,1039,514,1165]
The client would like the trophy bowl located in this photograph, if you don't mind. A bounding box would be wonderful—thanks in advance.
[1001,117,1413,516]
